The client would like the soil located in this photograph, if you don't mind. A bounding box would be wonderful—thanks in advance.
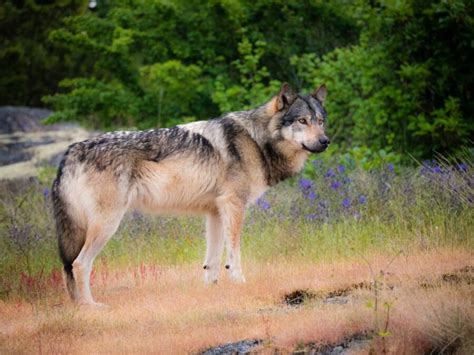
[283,281,372,307]
[420,265,473,289]
[441,265,473,285]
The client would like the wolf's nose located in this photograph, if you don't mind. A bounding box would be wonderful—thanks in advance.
[319,136,330,145]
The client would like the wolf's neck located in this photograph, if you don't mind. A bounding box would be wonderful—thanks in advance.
[259,140,309,186]
[235,108,308,186]
[237,107,273,146]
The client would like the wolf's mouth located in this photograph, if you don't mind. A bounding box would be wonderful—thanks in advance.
[302,144,319,153]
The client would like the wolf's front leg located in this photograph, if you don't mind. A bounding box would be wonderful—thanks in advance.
[217,195,246,283]
[203,212,225,284]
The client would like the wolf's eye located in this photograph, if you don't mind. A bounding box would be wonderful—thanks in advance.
[318,118,324,126]
[298,118,307,125]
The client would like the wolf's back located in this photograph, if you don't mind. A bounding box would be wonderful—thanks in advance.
[52,148,85,300]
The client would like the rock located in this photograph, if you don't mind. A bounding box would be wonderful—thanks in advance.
[306,332,372,355]
[323,296,349,305]
[202,339,262,355]
[284,289,317,306]
[0,106,94,180]
[0,106,52,134]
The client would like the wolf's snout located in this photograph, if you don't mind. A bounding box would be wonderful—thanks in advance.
[302,138,329,153]
[319,136,330,146]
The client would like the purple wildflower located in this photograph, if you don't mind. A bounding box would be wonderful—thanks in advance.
[457,163,468,171]
[325,168,335,178]
[432,165,442,174]
[337,165,345,174]
[358,195,367,204]
[387,163,394,172]
[342,197,351,208]
[307,190,317,201]
[298,178,313,190]
[43,187,50,198]
[420,160,432,175]
[256,198,271,211]
[330,181,342,190]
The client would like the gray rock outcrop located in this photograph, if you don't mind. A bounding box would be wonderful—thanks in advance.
[0,107,94,179]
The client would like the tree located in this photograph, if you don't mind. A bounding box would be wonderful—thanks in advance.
[41,0,357,128]
[0,0,86,106]
[291,0,473,159]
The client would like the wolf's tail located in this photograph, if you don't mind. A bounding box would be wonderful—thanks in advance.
[52,162,85,301]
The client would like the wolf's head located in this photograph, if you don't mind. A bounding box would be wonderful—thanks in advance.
[267,83,330,154]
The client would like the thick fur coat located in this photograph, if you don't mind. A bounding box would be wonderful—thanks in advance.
[52,84,330,305]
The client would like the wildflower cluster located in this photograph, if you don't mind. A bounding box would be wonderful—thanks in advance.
[309,161,369,220]
[250,157,473,226]
[419,159,473,207]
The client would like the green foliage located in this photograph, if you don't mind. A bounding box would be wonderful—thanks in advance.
[291,0,474,160]
[37,0,356,128]
[0,0,86,106]
[44,78,140,128]
[140,60,204,127]
[1,0,472,159]
[211,38,280,112]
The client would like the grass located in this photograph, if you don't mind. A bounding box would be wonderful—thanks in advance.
[0,157,473,353]
[0,250,472,353]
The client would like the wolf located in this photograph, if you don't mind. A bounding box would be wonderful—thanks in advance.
[52,83,330,306]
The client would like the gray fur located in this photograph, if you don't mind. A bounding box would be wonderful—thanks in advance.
[52,83,330,305]
[52,158,85,300]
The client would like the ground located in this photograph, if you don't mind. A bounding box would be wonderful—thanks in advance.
[1,249,472,354]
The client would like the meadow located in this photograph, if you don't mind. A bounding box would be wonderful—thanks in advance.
[0,157,473,353]
[2,0,472,352]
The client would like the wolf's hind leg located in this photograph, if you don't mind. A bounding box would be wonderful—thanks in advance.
[217,195,246,283]
[72,215,122,305]
[203,213,225,284]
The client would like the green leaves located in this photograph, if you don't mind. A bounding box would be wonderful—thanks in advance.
[140,60,204,127]
[212,37,280,112]
[409,97,470,150]
[43,78,140,129]
[31,0,357,129]
[3,0,471,161]
[290,0,473,160]
[0,0,85,106]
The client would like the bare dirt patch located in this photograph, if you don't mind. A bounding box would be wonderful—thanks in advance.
[441,265,473,285]
[420,265,473,289]
[283,281,372,307]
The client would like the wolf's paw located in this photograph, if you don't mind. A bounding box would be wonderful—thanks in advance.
[229,272,246,283]
[204,277,219,285]
[204,269,220,285]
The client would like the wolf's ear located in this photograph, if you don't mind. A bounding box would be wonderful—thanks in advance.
[276,83,296,111]
[312,84,327,104]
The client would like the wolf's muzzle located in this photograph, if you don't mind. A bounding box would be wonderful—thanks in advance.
[303,136,330,153]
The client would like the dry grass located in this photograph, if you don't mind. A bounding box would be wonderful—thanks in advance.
[0,248,472,354]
